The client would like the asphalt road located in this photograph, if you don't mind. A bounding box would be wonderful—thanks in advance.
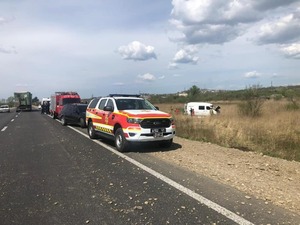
[0,110,299,225]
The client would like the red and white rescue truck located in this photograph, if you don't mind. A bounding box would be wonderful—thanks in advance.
[86,94,176,152]
[50,92,81,119]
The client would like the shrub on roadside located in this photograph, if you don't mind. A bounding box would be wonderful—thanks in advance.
[238,85,265,117]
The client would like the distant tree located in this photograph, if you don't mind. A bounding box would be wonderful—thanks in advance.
[187,85,200,101]
[147,84,300,104]
[32,96,40,105]
[6,96,15,107]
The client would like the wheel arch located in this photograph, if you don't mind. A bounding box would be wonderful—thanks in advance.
[113,123,122,134]
[87,118,93,124]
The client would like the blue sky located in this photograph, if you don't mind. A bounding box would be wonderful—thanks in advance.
[1,0,300,99]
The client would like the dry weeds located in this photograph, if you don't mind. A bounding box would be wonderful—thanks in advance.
[158,100,300,161]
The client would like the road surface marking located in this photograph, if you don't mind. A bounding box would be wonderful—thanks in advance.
[1,126,8,132]
[68,126,254,225]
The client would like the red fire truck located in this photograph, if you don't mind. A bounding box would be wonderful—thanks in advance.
[50,92,81,119]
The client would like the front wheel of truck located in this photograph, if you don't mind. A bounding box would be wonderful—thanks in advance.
[115,128,129,152]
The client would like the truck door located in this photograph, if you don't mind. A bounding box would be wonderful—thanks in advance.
[94,98,107,132]
[102,99,114,135]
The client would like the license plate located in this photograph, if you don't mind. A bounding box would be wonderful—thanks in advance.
[151,128,165,137]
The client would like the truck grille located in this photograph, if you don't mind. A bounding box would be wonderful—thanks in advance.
[140,118,171,128]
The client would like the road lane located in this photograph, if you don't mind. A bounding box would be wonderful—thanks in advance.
[1,111,235,224]
[0,109,17,131]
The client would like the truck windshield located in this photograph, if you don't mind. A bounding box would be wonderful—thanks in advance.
[116,99,156,110]
[62,98,81,105]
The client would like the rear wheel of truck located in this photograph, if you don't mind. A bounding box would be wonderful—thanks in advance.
[79,118,86,128]
[115,128,129,152]
[88,121,96,139]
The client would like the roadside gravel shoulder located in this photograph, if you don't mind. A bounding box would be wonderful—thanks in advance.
[149,137,300,215]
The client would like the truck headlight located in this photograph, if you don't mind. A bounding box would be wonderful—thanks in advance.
[127,118,143,124]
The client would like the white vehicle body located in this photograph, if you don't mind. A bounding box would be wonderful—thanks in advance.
[0,105,10,113]
[184,102,218,116]
[39,97,50,111]
[41,97,50,105]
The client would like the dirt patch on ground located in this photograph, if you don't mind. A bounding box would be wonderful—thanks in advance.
[149,137,300,215]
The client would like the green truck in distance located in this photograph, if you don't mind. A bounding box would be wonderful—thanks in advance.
[14,91,32,112]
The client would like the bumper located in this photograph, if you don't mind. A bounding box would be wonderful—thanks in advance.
[0,109,10,113]
[124,126,176,142]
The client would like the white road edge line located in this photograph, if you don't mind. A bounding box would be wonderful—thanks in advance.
[1,126,8,132]
[68,126,254,225]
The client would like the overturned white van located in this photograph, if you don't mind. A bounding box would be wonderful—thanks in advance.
[184,102,220,116]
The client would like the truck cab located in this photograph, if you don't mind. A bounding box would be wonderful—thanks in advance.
[50,92,81,119]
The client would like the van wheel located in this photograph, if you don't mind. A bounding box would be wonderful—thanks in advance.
[159,139,173,148]
[115,128,128,152]
[61,116,67,126]
[88,122,96,139]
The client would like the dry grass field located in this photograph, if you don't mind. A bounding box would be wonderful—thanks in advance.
[157,100,300,162]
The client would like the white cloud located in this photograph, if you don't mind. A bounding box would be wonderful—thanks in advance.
[170,0,300,47]
[113,82,125,86]
[169,0,300,69]
[171,0,259,25]
[168,62,179,69]
[170,0,261,45]
[0,46,17,54]
[173,49,199,64]
[280,43,300,59]
[271,73,280,78]
[244,71,261,78]
[256,13,300,45]
[137,73,156,82]
[117,41,157,61]
[172,45,199,64]
[0,16,14,25]
[173,74,182,77]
